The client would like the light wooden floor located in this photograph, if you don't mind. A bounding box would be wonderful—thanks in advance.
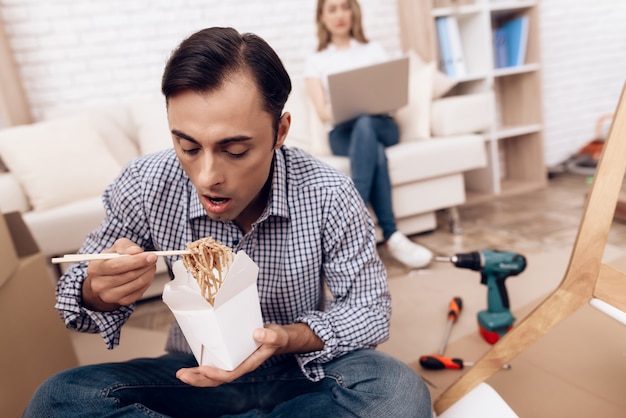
[383,171,626,277]
[128,171,626,331]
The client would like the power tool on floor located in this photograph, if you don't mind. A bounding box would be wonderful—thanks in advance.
[435,250,527,344]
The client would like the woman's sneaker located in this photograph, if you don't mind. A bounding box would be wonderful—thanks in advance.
[386,231,433,268]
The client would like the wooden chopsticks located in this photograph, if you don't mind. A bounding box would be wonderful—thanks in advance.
[51,250,191,264]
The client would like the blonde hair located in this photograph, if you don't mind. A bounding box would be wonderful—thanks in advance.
[315,0,369,51]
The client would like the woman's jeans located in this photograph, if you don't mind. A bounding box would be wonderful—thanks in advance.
[329,115,399,241]
[24,349,432,417]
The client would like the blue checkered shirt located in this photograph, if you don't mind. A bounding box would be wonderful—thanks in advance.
[56,146,391,381]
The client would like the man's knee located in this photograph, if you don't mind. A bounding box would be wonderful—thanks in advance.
[24,365,116,417]
[325,350,432,417]
[363,352,431,417]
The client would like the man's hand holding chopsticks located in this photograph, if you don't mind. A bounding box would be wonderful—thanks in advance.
[82,238,158,311]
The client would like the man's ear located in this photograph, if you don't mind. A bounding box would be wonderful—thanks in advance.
[275,112,291,149]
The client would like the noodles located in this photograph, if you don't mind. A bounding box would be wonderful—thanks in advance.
[182,237,234,306]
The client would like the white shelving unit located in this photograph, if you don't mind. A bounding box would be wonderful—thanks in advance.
[398,0,547,204]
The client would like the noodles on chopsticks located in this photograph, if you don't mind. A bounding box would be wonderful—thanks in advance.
[182,237,234,306]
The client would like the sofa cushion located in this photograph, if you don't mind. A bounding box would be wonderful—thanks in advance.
[385,134,487,185]
[23,196,106,257]
[431,93,493,137]
[81,106,139,166]
[0,172,30,213]
[392,173,466,218]
[128,98,173,156]
[395,61,435,142]
[318,134,487,189]
[43,104,140,166]
[405,49,457,99]
[0,115,123,211]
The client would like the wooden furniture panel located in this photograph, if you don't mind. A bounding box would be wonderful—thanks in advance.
[435,82,626,414]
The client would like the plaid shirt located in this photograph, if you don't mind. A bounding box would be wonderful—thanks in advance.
[56,146,391,381]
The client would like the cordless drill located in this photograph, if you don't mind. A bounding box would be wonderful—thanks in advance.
[437,250,527,344]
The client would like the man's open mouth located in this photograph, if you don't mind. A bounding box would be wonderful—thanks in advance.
[208,197,228,204]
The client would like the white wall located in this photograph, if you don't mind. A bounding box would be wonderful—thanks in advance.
[539,0,626,168]
[0,0,400,119]
[1,0,624,168]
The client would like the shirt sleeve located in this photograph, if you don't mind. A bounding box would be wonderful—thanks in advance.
[303,53,322,80]
[293,181,391,378]
[54,161,151,349]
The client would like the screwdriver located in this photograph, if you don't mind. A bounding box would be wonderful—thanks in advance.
[420,355,511,370]
[439,296,463,355]
[420,355,466,370]
[419,354,512,370]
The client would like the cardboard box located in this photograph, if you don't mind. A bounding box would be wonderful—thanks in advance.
[0,212,78,416]
[162,251,263,371]
[0,211,19,286]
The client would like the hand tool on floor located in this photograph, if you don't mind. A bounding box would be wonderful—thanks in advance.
[435,249,527,344]
[419,355,511,370]
[417,297,464,375]
[438,296,463,355]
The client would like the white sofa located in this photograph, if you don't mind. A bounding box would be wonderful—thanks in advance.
[286,59,490,240]
[0,60,489,270]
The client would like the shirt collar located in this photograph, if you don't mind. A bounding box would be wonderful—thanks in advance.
[327,38,359,52]
[268,147,289,219]
[188,148,290,221]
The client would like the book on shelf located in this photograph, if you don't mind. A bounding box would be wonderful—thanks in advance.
[500,15,529,67]
[446,15,467,77]
[493,27,508,68]
[435,16,455,77]
[435,16,466,77]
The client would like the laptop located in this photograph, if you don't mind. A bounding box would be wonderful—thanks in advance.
[327,56,410,125]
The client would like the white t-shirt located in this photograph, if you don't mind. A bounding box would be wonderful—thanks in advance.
[304,39,389,102]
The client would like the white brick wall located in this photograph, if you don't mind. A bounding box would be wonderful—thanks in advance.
[539,0,626,168]
[0,0,400,120]
[1,0,624,168]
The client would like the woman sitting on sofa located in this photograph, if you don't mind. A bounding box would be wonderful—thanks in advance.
[304,0,432,268]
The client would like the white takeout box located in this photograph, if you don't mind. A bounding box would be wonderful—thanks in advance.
[162,251,263,371]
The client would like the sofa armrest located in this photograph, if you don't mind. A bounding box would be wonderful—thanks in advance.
[431,92,493,137]
[22,197,105,258]
[386,135,487,185]
[0,172,30,214]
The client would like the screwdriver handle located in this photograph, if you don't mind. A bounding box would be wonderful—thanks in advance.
[419,355,465,370]
[448,296,463,322]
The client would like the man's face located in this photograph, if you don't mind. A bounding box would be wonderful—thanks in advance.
[167,72,290,232]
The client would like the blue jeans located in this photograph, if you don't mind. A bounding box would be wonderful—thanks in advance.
[24,349,431,417]
[329,115,399,240]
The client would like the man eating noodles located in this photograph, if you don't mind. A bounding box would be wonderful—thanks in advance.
[24,27,431,417]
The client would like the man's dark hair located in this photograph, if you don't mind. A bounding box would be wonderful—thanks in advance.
[162,27,292,138]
